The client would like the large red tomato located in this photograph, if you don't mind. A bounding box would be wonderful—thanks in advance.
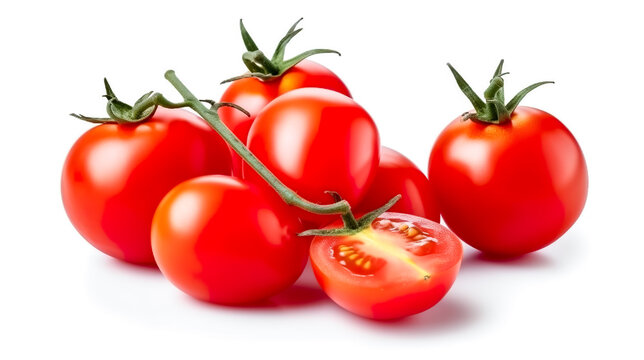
[219,60,351,175]
[151,175,308,304]
[243,88,380,227]
[310,212,462,320]
[428,106,588,256]
[354,147,440,222]
[61,108,231,265]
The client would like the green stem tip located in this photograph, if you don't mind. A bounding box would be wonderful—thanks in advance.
[447,60,554,124]
[221,18,341,84]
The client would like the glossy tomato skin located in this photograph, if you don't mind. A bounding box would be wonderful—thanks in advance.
[151,175,307,304]
[244,87,380,227]
[61,108,231,265]
[354,147,440,222]
[428,106,588,256]
[219,60,351,176]
[310,213,462,319]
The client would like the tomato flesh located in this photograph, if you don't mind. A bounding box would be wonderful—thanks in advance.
[354,147,440,222]
[311,213,462,319]
[219,60,351,176]
[244,87,379,227]
[61,108,231,265]
[428,106,588,256]
[151,175,307,304]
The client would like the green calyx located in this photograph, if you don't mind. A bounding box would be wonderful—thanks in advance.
[71,79,249,124]
[71,79,158,124]
[221,18,341,84]
[447,60,554,124]
[298,194,402,237]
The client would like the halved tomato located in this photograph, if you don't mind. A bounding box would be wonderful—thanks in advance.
[310,213,462,320]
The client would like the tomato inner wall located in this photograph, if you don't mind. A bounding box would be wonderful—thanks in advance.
[332,219,439,280]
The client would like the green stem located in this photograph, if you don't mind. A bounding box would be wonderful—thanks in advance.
[164,70,351,216]
[326,191,359,229]
[131,94,190,118]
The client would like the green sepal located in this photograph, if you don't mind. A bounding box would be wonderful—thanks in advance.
[221,18,341,84]
[448,60,554,124]
[200,99,251,117]
[71,78,157,124]
[298,194,401,237]
[506,81,554,114]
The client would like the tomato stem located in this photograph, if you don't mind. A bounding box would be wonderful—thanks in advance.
[448,60,554,124]
[326,191,360,229]
[221,18,341,84]
[164,70,355,216]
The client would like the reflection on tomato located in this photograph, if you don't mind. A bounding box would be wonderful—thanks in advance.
[219,60,351,175]
[355,147,440,221]
[428,106,588,256]
[151,175,308,304]
[61,108,231,265]
[310,212,462,319]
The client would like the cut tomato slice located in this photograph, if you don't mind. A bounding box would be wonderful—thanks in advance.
[310,212,462,319]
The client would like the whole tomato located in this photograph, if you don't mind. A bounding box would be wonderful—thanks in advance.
[428,62,588,256]
[244,88,380,227]
[151,175,308,304]
[62,107,231,265]
[219,19,351,176]
[354,147,440,222]
[310,212,462,320]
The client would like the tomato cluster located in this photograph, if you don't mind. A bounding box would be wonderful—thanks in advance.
[62,20,587,320]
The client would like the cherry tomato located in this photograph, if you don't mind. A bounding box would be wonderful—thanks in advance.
[219,60,351,175]
[151,175,307,304]
[244,87,380,227]
[428,106,588,256]
[61,108,231,265]
[354,147,440,222]
[310,212,462,319]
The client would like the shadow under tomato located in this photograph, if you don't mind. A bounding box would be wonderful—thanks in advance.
[348,295,478,335]
[212,261,329,310]
[461,250,554,270]
[111,257,160,272]
[213,284,328,310]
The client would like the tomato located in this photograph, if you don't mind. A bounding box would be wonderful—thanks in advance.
[428,106,588,256]
[354,147,440,222]
[151,175,307,304]
[61,108,231,265]
[219,59,351,175]
[310,212,462,319]
[243,87,380,227]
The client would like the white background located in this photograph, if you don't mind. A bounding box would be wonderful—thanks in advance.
[1,0,642,358]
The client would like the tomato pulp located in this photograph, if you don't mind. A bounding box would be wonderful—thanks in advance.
[61,108,231,265]
[310,213,462,319]
[428,106,588,256]
[219,60,351,175]
[152,175,308,304]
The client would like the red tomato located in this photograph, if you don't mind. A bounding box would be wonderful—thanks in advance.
[151,175,307,304]
[428,106,588,256]
[61,108,231,265]
[219,60,351,175]
[310,212,462,319]
[354,147,440,222]
[243,87,380,227]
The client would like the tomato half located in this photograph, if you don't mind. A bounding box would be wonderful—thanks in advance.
[61,108,231,265]
[310,213,462,319]
[151,175,308,304]
[219,59,351,175]
[428,106,588,256]
[354,147,440,222]
[244,87,380,227]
